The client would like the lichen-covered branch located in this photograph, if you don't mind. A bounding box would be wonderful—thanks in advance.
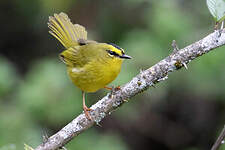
[35,29,225,150]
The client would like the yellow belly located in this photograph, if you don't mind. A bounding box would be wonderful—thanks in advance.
[67,59,123,92]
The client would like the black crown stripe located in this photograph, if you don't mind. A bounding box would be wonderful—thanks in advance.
[108,43,122,50]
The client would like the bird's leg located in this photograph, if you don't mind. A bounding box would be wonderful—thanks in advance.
[82,91,92,120]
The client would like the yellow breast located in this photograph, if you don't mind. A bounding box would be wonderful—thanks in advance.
[68,58,123,92]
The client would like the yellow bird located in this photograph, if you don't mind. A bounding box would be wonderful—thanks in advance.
[48,12,131,119]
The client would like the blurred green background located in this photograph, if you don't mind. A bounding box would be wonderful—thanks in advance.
[0,0,225,150]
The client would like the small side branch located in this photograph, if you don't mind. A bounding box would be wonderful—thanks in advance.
[211,125,225,150]
[35,29,225,150]
[171,40,179,53]
[171,40,188,69]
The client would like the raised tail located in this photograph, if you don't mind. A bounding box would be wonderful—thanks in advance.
[48,12,87,49]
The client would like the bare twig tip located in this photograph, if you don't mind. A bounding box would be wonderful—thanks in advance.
[140,69,144,73]
[182,62,188,70]
[221,21,224,30]
[95,122,102,127]
[123,99,128,102]
[42,133,49,144]
[171,40,179,53]
[60,146,67,150]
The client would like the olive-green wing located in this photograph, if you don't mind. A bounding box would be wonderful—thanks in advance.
[48,12,87,49]
[60,42,100,67]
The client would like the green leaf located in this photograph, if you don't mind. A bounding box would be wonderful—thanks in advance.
[206,0,225,22]
[218,13,225,22]
[24,144,34,150]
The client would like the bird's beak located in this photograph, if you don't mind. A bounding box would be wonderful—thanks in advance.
[119,54,132,59]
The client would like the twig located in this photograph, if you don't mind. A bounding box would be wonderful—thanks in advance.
[211,125,225,150]
[35,29,225,150]
[171,40,188,69]
[171,40,179,53]
[221,21,224,30]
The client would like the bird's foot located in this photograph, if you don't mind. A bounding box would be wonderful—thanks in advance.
[114,86,121,91]
[83,105,92,120]
[105,86,121,99]
[104,86,121,91]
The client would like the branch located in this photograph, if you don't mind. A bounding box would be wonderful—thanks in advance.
[35,29,225,150]
[211,125,225,150]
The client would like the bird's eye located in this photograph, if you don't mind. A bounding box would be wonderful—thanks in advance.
[106,50,119,57]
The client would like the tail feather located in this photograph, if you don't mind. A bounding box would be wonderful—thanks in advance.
[48,12,87,48]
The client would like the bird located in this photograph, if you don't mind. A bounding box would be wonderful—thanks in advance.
[48,12,131,120]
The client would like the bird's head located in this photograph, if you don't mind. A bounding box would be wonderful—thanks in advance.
[104,43,132,60]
